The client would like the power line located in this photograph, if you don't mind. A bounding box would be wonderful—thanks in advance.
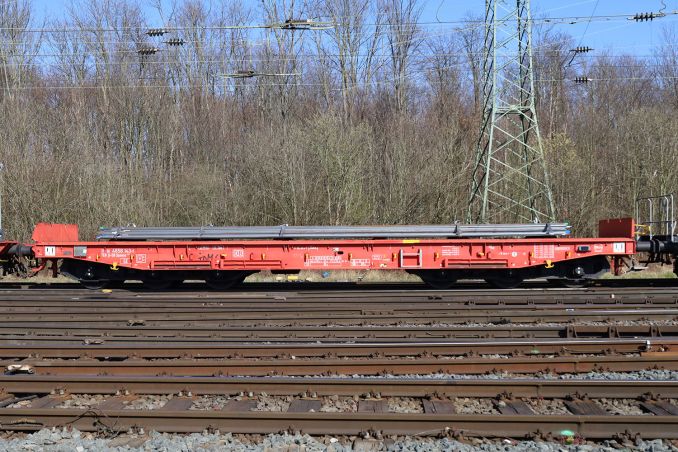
[1,11,676,34]
[3,53,670,70]
[3,74,675,92]
[3,18,676,64]
[567,0,599,66]
[2,12,676,66]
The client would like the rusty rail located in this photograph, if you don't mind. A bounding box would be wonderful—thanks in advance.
[0,338,671,360]
[1,375,678,398]
[0,409,676,438]
[0,324,675,341]
[7,353,678,376]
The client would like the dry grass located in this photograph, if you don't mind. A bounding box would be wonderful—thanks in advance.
[245,270,421,283]
[1,274,73,284]
[602,269,677,279]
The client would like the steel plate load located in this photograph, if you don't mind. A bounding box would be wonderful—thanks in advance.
[95,223,571,241]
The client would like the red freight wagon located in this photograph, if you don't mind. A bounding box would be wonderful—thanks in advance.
[0,218,637,290]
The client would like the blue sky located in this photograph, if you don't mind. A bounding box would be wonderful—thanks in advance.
[30,0,677,55]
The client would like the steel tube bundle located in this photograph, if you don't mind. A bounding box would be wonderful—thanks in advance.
[96,223,571,241]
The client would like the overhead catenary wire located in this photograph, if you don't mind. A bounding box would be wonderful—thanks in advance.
[3,17,675,66]
[1,10,677,34]
[0,11,678,64]
[4,74,675,92]
[2,3,674,95]
[3,54,669,70]
[3,26,670,91]
[3,19,672,92]
[566,0,599,67]
[220,70,300,78]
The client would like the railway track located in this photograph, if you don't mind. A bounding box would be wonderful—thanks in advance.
[0,377,676,437]
[1,375,677,397]
[6,352,677,376]
[1,284,678,441]
[1,280,678,305]
[1,324,676,341]
[1,278,677,292]
[0,283,677,328]
[0,338,673,359]
[1,309,676,327]
[1,408,675,438]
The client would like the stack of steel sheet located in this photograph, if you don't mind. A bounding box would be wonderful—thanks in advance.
[96,223,571,240]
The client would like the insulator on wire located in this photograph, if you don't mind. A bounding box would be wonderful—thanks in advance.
[222,70,299,79]
[137,47,159,56]
[164,38,185,46]
[235,70,256,77]
[282,18,312,29]
[146,28,168,37]
[574,77,591,84]
[222,70,257,79]
[269,18,333,30]
[629,12,663,22]
[572,46,593,54]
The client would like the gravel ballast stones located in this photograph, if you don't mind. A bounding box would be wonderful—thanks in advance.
[0,429,676,452]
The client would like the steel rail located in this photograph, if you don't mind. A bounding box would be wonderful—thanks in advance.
[0,338,670,360]
[0,295,678,308]
[0,324,674,341]
[0,278,677,294]
[0,409,675,437]
[2,309,677,327]
[0,286,676,299]
[0,281,678,299]
[0,288,678,303]
[8,353,677,376]
[1,298,677,312]
[1,375,678,398]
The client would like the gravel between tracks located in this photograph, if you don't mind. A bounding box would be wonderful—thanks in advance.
[0,429,676,452]
[329,369,678,380]
[342,319,678,328]
[11,393,675,415]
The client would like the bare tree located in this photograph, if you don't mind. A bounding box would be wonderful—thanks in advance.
[381,0,420,114]
[312,0,383,119]
[0,0,42,99]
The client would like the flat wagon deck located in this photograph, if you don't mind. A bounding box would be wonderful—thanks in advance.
[0,218,639,290]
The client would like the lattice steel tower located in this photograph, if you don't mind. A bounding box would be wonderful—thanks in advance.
[467,0,555,223]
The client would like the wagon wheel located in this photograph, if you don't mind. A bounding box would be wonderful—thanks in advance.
[79,279,112,290]
[205,271,249,290]
[205,278,238,291]
[550,278,590,288]
[419,270,458,290]
[142,279,175,291]
[485,274,523,289]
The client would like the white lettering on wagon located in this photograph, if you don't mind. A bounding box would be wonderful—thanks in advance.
[533,244,555,259]
[441,246,461,257]
[232,249,245,258]
[100,248,134,258]
[307,255,343,266]
[613,242,626,253]
[351,258,370,267]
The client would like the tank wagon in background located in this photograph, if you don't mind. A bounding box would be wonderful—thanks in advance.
[0,195,676,290]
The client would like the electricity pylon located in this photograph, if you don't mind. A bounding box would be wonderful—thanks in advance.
[467,0,555,224]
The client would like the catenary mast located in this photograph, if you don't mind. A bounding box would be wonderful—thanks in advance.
[467,0,555,223]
